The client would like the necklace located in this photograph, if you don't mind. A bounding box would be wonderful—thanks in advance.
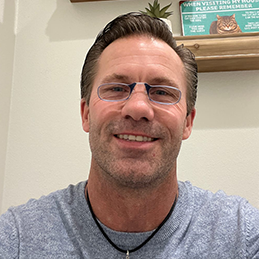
[86,189,177,258]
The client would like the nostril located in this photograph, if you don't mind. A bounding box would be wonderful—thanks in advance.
[121,94,155,122]
[124,114,149,121]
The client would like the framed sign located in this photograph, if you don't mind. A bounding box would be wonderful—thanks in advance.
[179,0,259,36]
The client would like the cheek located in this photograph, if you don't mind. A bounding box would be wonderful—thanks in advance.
[89,98,110,123]
[156,103,186,122]
[88,98,122,129]
[156,106,187,137]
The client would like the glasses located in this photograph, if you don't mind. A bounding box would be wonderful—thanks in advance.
[97,82,182,105]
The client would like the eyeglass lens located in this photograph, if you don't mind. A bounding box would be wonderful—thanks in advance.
[98,83,181,104]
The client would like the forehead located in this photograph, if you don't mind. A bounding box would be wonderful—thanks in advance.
[94,35,186,91]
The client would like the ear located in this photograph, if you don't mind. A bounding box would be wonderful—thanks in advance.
[182,108,196,140]
[80,98,90,133]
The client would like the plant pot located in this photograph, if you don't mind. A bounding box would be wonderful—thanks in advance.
[160,18,172,32]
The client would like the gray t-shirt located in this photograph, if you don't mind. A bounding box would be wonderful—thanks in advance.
[0,181,258,258]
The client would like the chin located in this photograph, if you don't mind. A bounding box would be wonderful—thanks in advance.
[108,167,171,190]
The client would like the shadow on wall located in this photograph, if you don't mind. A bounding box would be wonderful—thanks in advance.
[45,0,146,42]
[0,0,15,57]
[0,0,16,212]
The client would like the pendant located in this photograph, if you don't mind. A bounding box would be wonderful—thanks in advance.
[126,250,130,259]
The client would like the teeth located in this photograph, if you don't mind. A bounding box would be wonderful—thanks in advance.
[129,135,135,141]
[117,134,153,142]
[135,136,143,141]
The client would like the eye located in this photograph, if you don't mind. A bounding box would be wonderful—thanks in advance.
[98,83,130,101]
[112,86,126,92]
[156,89,169,95]
[150,87,172,96]
[102,84,129,93]
[148,86,180,104]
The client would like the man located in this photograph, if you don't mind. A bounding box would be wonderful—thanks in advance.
[0,13,258,258]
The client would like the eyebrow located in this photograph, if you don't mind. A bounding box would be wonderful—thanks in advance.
[101,74,132,84]
[101,74,178,88]
[148,77,178,88]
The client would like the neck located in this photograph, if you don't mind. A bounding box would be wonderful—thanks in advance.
[86,168,178,233]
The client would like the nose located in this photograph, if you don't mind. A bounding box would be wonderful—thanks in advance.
[121,83,154,121]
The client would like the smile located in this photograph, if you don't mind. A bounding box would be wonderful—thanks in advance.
[116,134,155,142]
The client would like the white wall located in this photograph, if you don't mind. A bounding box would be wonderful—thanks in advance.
[1,0,259,214]
[178,70,259,208]
[0,0,16,212]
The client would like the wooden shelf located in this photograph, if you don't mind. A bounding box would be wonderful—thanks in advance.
[69,0,259,73]
[175,32,259,73]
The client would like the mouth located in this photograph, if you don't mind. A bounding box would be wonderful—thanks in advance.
[115,134,156,142]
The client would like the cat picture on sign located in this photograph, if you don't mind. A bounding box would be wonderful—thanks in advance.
[209,14,242,34]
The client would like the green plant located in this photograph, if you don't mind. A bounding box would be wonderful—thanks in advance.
[140,0,173,18]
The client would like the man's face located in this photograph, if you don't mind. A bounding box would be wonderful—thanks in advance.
[81,35,195,189]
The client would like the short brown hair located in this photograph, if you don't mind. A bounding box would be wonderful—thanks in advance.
[81,12,198,115]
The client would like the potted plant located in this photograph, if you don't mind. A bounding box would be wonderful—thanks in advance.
[140,0,173,31]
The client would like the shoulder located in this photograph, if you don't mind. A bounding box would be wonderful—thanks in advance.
[8,181,86,217]
[0,181,87,257]
[178,181,259,257]
[179,180,250,212]
[0,209,18,257]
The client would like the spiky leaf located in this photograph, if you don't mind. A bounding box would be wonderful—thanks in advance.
[153,0,159,9]
[160,3,172,16]
[148,3,154,11]
[140,0,173,18]
[163,12,173,18]
[144,8,154,17]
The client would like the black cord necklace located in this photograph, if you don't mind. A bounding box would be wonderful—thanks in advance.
[86,189,177,259]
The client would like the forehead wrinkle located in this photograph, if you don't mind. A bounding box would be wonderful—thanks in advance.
[101,73,132,84]
[148,77,179,89]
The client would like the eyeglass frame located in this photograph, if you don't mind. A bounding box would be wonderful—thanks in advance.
[97,82,182,105]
